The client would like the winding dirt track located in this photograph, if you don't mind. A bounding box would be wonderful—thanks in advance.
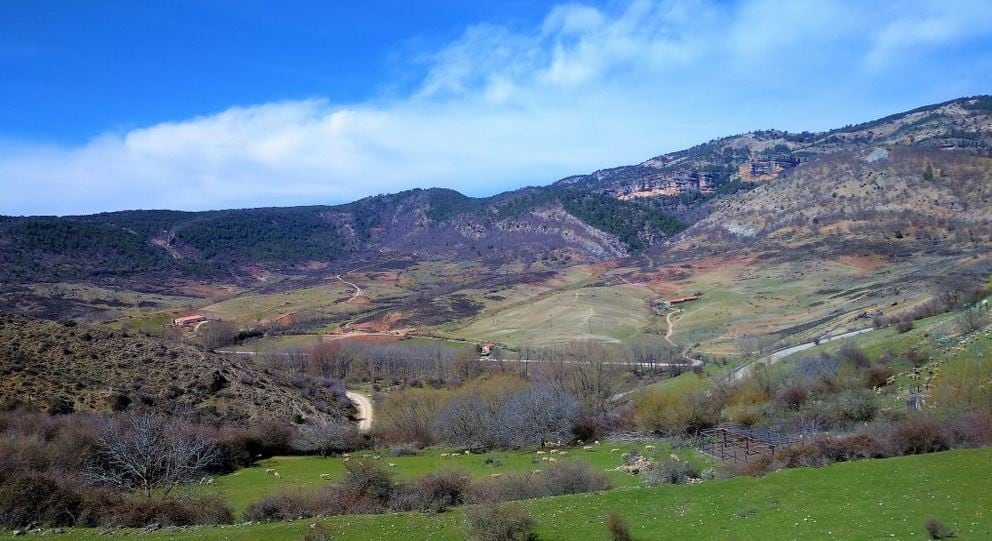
[346,391,373,432]
[336,274,362,303]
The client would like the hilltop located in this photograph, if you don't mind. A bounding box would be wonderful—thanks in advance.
[0,313,352,425]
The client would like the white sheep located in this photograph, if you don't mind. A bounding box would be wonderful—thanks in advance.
[490,473,502,479]
[610,448,621,454]
[548,457,558,464]
[440,453,450,457]
[645,444,656,450]
[388,463,397,468]
[532,469,543,474]
[265,468,276,475]
[583,445,594,451]
[273,472,281,478]
[536,450,546,455]
[319,474,332,481]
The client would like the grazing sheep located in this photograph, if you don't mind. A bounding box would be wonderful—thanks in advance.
[541,457,549,462]
[273,472,281,478]
[388,463,397,468]
[583,446,593,451]
[610,448,621,454]
[490,473,502,479]
[559,451,568,456]
[532,469,543,474]
[205,478,214,485]
[549,449,559,454]
[265,468,276,475]
[320,474,332,481]
[440,453,450,457]
[594,440,600,445]
[548,458,558,464]
[464,450,471,455]
[536,451,546,455]
[669,454,680,462]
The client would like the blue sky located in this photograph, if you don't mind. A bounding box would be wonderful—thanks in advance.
[2,0,991,215]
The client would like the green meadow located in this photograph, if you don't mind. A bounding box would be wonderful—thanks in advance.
[21,447,992,541]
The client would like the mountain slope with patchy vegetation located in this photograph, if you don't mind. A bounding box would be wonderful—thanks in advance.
[0,313,352,425]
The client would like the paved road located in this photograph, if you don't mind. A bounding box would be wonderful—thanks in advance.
[346,391,373,432]
[731,327,875,381]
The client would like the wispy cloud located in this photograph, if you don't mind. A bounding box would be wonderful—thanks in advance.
[2,0,991,215]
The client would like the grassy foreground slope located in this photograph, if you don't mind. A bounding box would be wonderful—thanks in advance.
[23,447,992,540]
[190,442,702,515]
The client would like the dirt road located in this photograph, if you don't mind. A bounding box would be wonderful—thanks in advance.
[346,391,373,432]
[336,274,362,303]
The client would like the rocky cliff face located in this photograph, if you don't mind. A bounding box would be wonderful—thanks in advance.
[555,96,992,214]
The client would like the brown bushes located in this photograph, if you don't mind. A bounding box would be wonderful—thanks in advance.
[463,503,534,541]
[245,492,316,522]
[886,417,949,455]
[0,473,82,527]
[104,495,233,527]
[606,512,634,541]
[468,462,611,504]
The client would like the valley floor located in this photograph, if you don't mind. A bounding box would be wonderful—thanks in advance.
[11,447,991,540]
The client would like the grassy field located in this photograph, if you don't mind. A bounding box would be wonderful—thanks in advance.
[448,285,654,346]
[22,447,992,540]
[188,441,702,516]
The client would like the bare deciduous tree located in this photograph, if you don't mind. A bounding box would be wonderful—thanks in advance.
[85,415,217,496]
[293,419,361,457]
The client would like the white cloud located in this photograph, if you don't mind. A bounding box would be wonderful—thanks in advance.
[2,0,992,215]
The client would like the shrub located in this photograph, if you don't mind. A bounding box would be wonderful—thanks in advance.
[463,503,534,541]
[943,413,992,448]
[341,460,394,505]
[864,364,893,388]
[825,389,879,424]
[775,442,829,469]
[813,433,883,462]
[930,356,992,417]
[606,511,633,541]
[301,522,336,541]
[635,374,716,434]
[108,495,233,527]
[468,463,609,504]
[391,470,469,513]
[644,459,701,485]
[904,348,927,367]
[888,417,948,455]
[542,461,611,496]
[245,492,315,522]
[777,385,808,410]
[388,444,420,457]
[838,345,869,368]
[924,517,956,539]
[0,473,82,527]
